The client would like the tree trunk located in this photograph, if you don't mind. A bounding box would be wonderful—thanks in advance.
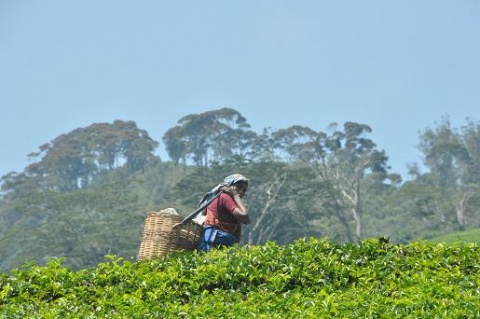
[455,191,472,226]
[246,172,287,245]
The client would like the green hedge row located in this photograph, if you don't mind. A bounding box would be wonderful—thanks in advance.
[1,237,480,318]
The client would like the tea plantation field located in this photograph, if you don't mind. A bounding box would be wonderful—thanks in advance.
[426,227,480,245]
[1,237,479,318]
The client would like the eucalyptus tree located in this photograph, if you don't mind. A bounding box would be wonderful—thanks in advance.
[455,120,480,226]
[459,120,480,184]
[272,122,389,242]
[162,108,257,167]
[1,120,158,195]
[329,122,390,239]
[241,162,327,245]
[231,127,286,164]
[416,117,480,228]
[162,126,187,167]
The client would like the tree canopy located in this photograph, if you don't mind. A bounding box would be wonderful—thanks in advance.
[1,120,158,197]
[1,110,480,272]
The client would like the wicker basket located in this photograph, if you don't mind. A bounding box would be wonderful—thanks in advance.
[137,208,204,261]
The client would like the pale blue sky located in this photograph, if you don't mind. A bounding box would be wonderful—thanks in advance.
[1,1,479,180]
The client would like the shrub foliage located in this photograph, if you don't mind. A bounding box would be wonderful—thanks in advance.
[1,237,480,318]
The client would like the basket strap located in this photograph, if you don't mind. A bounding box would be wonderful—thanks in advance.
[176,192,222,226]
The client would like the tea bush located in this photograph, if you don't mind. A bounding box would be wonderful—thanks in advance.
[1,237,480,318]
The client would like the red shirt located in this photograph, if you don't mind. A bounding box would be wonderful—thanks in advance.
[207,193,238,223]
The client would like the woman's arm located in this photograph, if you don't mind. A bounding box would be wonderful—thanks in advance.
[231,193,250,224]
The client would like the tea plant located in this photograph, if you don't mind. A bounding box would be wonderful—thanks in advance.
[1,237,480,318]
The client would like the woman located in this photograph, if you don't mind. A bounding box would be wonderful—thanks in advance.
[197,174,250,252]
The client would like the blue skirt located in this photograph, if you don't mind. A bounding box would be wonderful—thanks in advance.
[197,226,237,252]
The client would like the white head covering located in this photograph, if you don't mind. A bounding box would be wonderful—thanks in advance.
[193,173,249,224]
[221,173,249,186]
[197,173,249,206]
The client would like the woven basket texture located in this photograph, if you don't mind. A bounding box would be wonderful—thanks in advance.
[137,210,204,260]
